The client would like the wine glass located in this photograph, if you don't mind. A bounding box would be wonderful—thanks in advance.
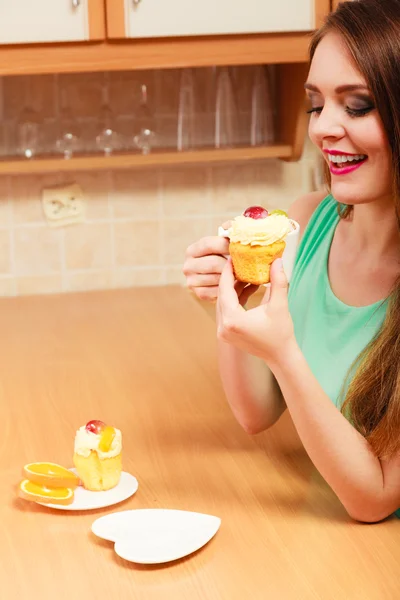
[16,77,40,159]
[56,82,80,160]
[95,72,119,156]
[250,66,275,146]
[215,67,237,148]
[177,68,197,151]
[133,84,156,155]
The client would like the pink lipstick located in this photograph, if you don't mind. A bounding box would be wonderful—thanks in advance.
[323,149,368,176]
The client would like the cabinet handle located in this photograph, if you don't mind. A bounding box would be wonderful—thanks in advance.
[72,0,81,7]
[133,0,142,5]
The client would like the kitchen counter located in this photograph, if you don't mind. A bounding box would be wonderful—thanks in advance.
[1,286,399,599]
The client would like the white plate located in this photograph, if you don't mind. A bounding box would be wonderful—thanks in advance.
[37,470,138,511]
[91,508,221,564]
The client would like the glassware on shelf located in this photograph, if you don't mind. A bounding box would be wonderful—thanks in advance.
[16,77,40,159]
[56,84,80,160]
[214,67,238,149]
[250,66,275,147]
[177,68,197,151]
[95,72,119,156]
[133,84,156,155]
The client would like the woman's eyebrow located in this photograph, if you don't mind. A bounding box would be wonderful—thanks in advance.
[304,82,369,93]
[304,81,369,94]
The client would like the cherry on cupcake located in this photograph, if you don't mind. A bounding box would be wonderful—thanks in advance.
[243,206,269,219]
[85,420,106,434]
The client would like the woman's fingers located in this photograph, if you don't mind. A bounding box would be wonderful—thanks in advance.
[268,259,289,308]
[191,286,220,302]
[186,236,229,259]
[183,255,227,277]
[186,273,221,288]
[219,258,241,311]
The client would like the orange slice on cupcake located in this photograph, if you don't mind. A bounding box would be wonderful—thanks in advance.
[23,462,80,489]
[18,479,74,505]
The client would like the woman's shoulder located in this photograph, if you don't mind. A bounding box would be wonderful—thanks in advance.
[288,190,334,240]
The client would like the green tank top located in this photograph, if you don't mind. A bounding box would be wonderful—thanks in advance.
[288,194,387,407]
[288,195,400,519]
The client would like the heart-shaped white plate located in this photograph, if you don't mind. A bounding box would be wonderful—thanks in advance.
[91,508,221,564]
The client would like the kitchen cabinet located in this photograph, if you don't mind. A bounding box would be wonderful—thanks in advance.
[0,0,331,75]
[107,0,328,39]
[0,0,329,173]
[0,0,105,45]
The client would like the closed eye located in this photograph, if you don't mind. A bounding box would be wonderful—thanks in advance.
[306,106,375,118]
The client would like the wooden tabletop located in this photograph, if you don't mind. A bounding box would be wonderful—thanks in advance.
[1,286,399,600]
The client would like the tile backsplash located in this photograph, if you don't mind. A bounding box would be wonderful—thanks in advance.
[0,149,317,297]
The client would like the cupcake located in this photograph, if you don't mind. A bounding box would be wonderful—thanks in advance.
[227,206,293,285]
[73,420,122,491]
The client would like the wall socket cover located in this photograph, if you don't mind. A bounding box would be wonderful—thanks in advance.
[42,183,85,227]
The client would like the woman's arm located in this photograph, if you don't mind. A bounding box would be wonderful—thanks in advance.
[269,342,400,523]
[217,190,326,433]
[217,253,400,523]
[217,338,285,433]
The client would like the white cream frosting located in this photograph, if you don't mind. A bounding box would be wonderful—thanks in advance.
[228,214,292,246]
[74,425,122,459]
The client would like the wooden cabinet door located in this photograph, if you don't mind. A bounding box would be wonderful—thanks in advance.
[107,0,330,39]
[0,0,105,45]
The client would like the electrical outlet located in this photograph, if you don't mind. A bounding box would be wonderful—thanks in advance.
[42,183,85,227]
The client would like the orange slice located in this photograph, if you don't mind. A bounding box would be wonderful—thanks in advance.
[18,480,74,505]
[23,462,79,489]
[99,426,116,453]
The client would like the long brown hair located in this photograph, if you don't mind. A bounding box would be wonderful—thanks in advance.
[310,0,400,458]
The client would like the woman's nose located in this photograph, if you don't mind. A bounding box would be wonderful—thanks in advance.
[310,106,345,142]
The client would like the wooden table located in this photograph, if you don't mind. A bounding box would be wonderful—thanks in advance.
[1,286,399,600]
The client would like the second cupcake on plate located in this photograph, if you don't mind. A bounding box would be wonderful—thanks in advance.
[73,420,122,491]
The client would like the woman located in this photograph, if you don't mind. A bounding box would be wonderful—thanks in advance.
[183,0,400,523]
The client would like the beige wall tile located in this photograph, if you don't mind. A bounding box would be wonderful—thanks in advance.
[0,277,15,297]
[112,171,160,219]
[16,275,62,296]
[165,267,186,285]
[11,174,59,225]
[162,168,210,217]
[59,172,111,220]
[211,214,233,233]
[0,230,11,274]
[162,218,211,265]
[302,135,317,160]
[64,223,112,270]
[113,268,164,288]
[114,221,162,267]
[211,164,266,215]
[3,75,55,120]
[65,270,113,293]
[211,162,301,215]
[0,177,11,228]
[14,227,61,275]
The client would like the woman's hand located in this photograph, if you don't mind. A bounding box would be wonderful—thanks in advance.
[183,225,259,304]
[217,257,297,364]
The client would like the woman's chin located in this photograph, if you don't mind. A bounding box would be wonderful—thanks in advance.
[330,181,365,206]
